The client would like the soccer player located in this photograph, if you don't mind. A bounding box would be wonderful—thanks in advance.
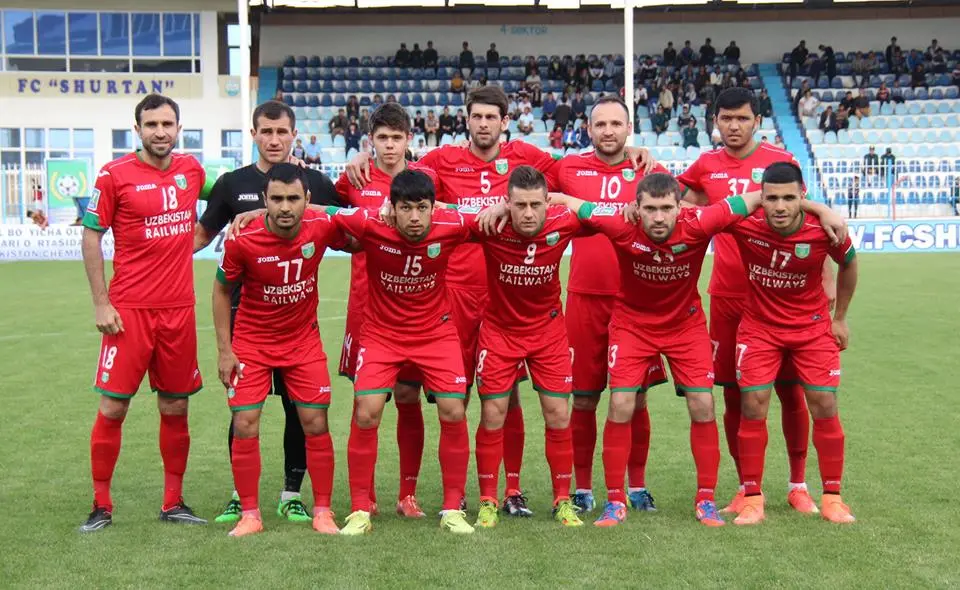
[469,166,584,530]
[727,162,858,525]
[334,103,437,518]
[678,87,844,514]
[327,170,474,536]
[543,95,670,514]
[195,100,343,524]
[214,164,347,537]
[80,94,207,532]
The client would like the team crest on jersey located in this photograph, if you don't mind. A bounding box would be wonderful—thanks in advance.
[101,372,109,383]
[495,159,509,175]
[88,188,101,212]
[427,242,441,258]
[622,169,636,182]
[750,168,765,184]
[795,243,811,259]
[302,242,316,259]
[671,243,688,254]
[174,174,188,190]
[545,231,560,246]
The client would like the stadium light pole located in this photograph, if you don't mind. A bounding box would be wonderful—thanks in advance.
[624,0,635,146]
[239,0,253,165]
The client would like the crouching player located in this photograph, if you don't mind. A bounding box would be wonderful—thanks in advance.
[213,164,348,537]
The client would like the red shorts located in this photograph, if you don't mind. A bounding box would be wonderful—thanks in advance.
[354,325,467,399]
[448,285,488,384]
[736,319,841,393]
[608,311,713,396]
[476,315,572,399]
[709,295,797,386]
[92,306,201,398]
[231,336,332,410]
[339,305,421,385]
[566,292,666,395]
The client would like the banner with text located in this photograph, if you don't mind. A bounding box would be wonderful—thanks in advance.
[45,159,91,224]
[847,218,960,253]
[0,73,204,99]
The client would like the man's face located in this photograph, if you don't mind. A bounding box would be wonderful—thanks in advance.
[468,103,507,149]
[265,179,307,232]
[589,102,629,158]
[136,104,180,160]
[395,198,433,241]
[639,192,679,243]
[714,103,759,150]
[310,136,317,144]
[508,186,548,238]
[761,181,804,233]
[252,114,296,164]
[372,125,409,167]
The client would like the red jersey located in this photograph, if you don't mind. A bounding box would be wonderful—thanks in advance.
[546,152,670,296]
[217,209,347,347]
[578,197,748,329]
[334,163,437,313]
[418,140,560,291]
[731,211,855,331]
[466,205,582,333]
[327,206,470,336]
[677,143,799,298]
[82,152,205,309]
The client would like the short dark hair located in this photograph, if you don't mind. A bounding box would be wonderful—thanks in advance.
[762,162,804,187]
[636,173,681,202]
[590,94,630,121]
[507,165,547,198]
[390,170,435,205]
[466,85,509,118]
[714,87,759,117]
[253,100,296,130]
[264,162,307,193]
[369,103,410,135]
[135,93,180,125]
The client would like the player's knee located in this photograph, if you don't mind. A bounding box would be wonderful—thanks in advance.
[479,399,508,429]
[98,395,130,420]
[740,392,770,420]
[804,390,837,419]
[299,409,328,436]
[354,400,385,428]
[608,392,637,423]
[686,393,715,422]
[232,413,260,438]
[436,398,466,423]
[393,383,420,405]
[572,393,600,412]
[157,396,188,416]
[541,398,570,429]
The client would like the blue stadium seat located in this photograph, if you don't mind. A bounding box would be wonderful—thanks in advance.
[358,80,371,93]
[333,95,346,107]
[294,95,307,107]
[295,56,307,67]
[915,87,929,100]
[359,96,371,107]
[308,80,320,93]
[283,55,296,67]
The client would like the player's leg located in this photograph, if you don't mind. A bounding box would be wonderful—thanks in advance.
[393,370,426,517]
[83,395,131,532]
[502,381,529,515]
[774,360,815,514]
[710,295,747,512]
[276,373,310,521]
[217,309,242,523]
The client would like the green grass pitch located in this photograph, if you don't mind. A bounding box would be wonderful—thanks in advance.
[1,253,959,589]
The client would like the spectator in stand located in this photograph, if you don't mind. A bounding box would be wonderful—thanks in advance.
[329,108,347,138]
[412,110,425,135]
[554,95,572,130]
[548,56,563,80]
[571,91,587,120]
[835,104,850,131]
[304,136,321,165]
[757,89,773,118]
[450,71,466,95]
[789,40,808,86]
[885,36,900,68]
[424,110,439,146]
[344,122,362,156]
[562,124,577,150]
[658,83,675,114]
[699,38,717,66]
[926,39,941,60]
[507,94,520,120]
[889,49,907,76]
[589,57,604,82]
[911,64,929,90]
[524,56,538,77]
[518,106,535,136]
[423,40,438,71]
[931,49,948,75]
[454,109,467,136]
[710,125,722,147]
[683,83,698,105]
[951,177,960,216]
[681,118,700,148]
[819,44,836,84]
[487,43,499,65]
[395,43,411,68]
[635,85,649,109]
[386,94,397,104]
[890,79,906,104]
[807,53,823,86]
[880,148,896,185]
[774,134,785,149]
[541,92,557,122]
[677,103,695,128]
[798,88,819,118]
[723,41,740,64]
[575,119,591,149]
[839,90,855,113]
[291,138,306,160]
[793,79,810,112]
[358,107,370,134]
[438,106,455,140]
[952,64,960,90]
[680,40,695,66]
[863,146,880,178]
[864,51,880,80]
[662,42,677,67]
[468,74,485,92]
[876,82,891,106]
[698,83,715,118]
[906,49,923,72]
[346,95,360,119]
[720,71,735,91]
[847,176,861,219]
[652,104,669,135]
[853,90,871,119]
[415,138,429,161]
[639,56,659,83]
[549,122,563,149]
[411,43,423,68]
[819,105,837,132]
[761,135,769,143]
[575,54,589,78]
[602,54,617,82]
[525,69,543,106]
[372,94,384,107]
[518,93,533,117]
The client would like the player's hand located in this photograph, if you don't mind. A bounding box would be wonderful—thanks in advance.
[379,198,397,228]
[288,154,307,168]
[227,208,266,239]
[478,201,509,235]
[345,151,373,189]
[622,202,641,225]
[457,139,471,148]
[95,303,124,335]
[818,208,848,246]
[218,351,243,389]
[832,318,849,351]
[625,146,657,174]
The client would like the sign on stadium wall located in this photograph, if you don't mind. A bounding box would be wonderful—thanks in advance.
[0,73,204,99]
[848,219,960,252]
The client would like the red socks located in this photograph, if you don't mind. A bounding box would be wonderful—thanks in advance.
[571,407,597,490]
[159,413,190,510]
[231,436,261,512]
[90,411,124,512]
[396,402,425,500]
[627,406,651,489]
[347,420,379,512]
[776,382,810,484]
[305,432,335,509]
[690,420,720,503]
[475,426,504,501]
[738,418,768,496]
[813,415,845,494]
[503,405,525,494]
[545,426,574,502]
[722,385,742,482]
[601,419,630,505]
[438,419,469,510]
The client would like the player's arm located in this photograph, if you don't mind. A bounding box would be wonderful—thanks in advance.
[832,254,858,351]
[213,246,244,389]
[682,187,709,206]
[677,161,707,206]
[81,172,122,335]
[546,192,587,214]
[801,199,848,246]
[195,174,232,251]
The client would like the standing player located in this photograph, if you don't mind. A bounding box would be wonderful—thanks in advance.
[334,103,437,518]
[214,164,347,537]
[678,87,843,514]
[195,100,343,524]
[80,94,207,531]
[728,163,858,525]
[469,167,584,530]
[327,171,473,536]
